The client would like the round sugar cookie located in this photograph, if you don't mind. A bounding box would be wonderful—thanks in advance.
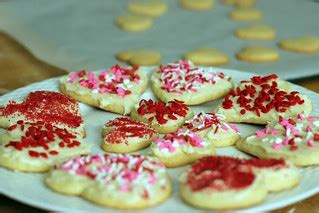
[235,24,276,40]
[180,0,214,11]
[45,154,172,209]
[128,1,167,17]
[116,50,161,66]
[180,156,300,210]
[236,46,279,62]
[229,8,263,21]
[183,48,229,66]
[278,36,319,53]
[101,117,159,153]
[115,15,153,32]
[150,129,215,167]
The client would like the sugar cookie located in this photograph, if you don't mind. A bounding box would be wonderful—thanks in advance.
[60,65,148,115]
[0,120,90,172]
[130,99,193,134]
[101,117,158,153]
[183,48,229,66]
[216,74,312,124]
[180,0,214,11]
[180,156,300,210]
[150,129,215,167]
[237,114,319,166]
[236,46,279,62]
[0,91,85,136]
[128,1,167,17]
[183,112,240,147]
[278,36,319,53]
[115,15,153,32]
[116,50,161,66]
[235,24,276,40]
[45,154,171,209]
[229,8,263,21]
[151,61,233,105]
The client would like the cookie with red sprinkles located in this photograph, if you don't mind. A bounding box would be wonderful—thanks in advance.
[130,99,194,134]
[150,128,215,167]
[0,120,90,172]
[45,153,172,209]
[183,112,240,147]
[180,156,300,210]
[0,91,85,136]
[60,64,148,115]
[237,114,319,166]
[216,74,312,124]
[151,61,233,105]
[101,117,159,153]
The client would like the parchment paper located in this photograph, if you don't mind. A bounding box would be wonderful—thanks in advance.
[0,0,319,80]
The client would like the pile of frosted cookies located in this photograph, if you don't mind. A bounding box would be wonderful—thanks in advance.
[0,60,318,210]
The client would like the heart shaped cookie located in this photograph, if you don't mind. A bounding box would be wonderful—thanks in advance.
[180,156,300,210]
[45,153,172,209]
[101,117,158,153]
[216,74,312,124]
[60,64,148,115]
[151,61,233,105]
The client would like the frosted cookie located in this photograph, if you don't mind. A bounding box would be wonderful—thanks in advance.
[0,120,90,172]
[151,61,233,105]
[180,156,300,210]
[229,8,263,21]
[115,15,153,32]
[216,74,312,124]
[101,117,158,153]
[183,112,240,147]
[60,65,148,115]
[183,48,229,66]
[236,46,279,62]
[237,114,319,166]
[128,1,167,17]
[116,50,161,66]
[223,0,255,8]
[235,24,276,40]
[0,91,85,136]
[45,154,171,209]
[130,99,193,134]
[278,36,319,53]
[150,129,215,167]
[180,0,214,11]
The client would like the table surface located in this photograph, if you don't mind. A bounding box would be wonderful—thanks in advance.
[0,32,318,213]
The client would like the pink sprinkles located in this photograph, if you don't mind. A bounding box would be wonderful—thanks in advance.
[67,65,140,97]
[158,61,230,94]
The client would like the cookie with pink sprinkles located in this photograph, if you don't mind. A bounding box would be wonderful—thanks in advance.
[45,153,172,209]
[151,61,233,105]
[237,114,319,166]
[150,129,215,167]
[60,64,148,115]
[183,112,240,147]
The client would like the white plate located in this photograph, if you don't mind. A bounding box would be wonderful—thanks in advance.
[0,68,318,212]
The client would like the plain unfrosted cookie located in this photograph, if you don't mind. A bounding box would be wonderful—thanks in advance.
[0,91,85,136]
[180,156,300,210]
[278,36,319,53]
[101,117,158,153]
[183,48,229,66]
[45,154,172,209]
[128,1,167,17]
[236,46,279,62]
[229,8,263,21]
[0,120,90,172]
[180,0,214,11]
[151,61,233,105]
[237,114,319,166]
[235,24,276,40]
[183,112,240,147]
[115,15,153,32]
[130,99,194,134]
[216,74,312,124]
[116,50,161,66]
[150,129,215,167]
[60,65,148,115]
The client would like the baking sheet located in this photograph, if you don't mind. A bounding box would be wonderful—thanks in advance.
[0,0,319,79]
